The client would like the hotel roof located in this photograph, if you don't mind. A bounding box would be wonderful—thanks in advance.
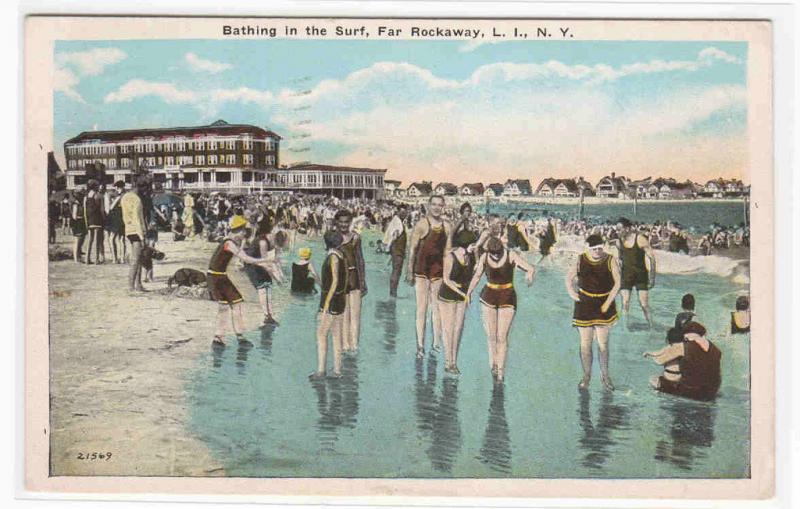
[65,119,282,144]
[287,163,387,174]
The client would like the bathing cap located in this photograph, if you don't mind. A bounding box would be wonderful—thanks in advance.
[230,215,248,231]
[298,247,312,259]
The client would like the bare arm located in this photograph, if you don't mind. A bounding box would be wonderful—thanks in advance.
[643,342,684,365]
[641,236,657,287]
[354,234,367,295]
[227,241,267,265]
[601,255,622,313]
[442,251,467,299]
[509,250,536,285]
[406,219,427,282]
[321,257,339,314]
[466,253,487,299]
[308,261,321,285]
[565,255,581,302]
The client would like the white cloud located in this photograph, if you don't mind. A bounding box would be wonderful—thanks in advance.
[53,66,84,103]
[56,47,127,76]
[54,47,127,102]
[104,80,274,116]
[185,53,233,74]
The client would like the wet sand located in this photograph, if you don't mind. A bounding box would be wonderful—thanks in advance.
[48,233,287,476]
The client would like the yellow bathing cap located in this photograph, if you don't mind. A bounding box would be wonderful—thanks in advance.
[230,215,248,231]
[298,247,312,259]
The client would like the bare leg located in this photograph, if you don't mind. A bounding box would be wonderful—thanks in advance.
[85,228,96,263]
[331,314,343,375]
[495,307,516,380]
[258,287,269,318]
[215,304,229,339]
[414,277,431,354]
[430,279,444,351]
[128,240,142,289]
[231,302,245,335]
[578,326,594,388]
[266,286,275,317]
[347,289,362,351]
[438,300,456,368]
[73,236,83,263]
[316,312,332,374]
[638,289,653,327]
[595,326,614,390]
[453,301,467,368]
[481,304,498,372]
[342,298,352,351]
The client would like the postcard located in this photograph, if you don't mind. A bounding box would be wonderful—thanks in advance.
[23,15,774,500]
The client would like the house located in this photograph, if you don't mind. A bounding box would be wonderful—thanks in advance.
[484,183,505,198]
[537,177,595,197]
[502,179,532,197]
[702,178,744,198]
[434,182,459,196]
[595,172,629,198]
[627,177,652,199]
[407,181,433,197]
[460,183,485,196]
[645,178,695,199]
[535,178,558,196]
[384,179,402,197]
[553,179,580,197]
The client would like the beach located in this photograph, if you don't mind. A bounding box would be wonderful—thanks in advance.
[47,234,286,476]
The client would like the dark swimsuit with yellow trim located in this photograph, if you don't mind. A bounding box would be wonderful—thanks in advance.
[207,240,244,305]
[438,251,476,303]
[573,253,618,327]
[480,251,517,309]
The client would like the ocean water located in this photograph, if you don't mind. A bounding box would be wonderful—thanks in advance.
[483,200,747,231]
[187,228,751,478]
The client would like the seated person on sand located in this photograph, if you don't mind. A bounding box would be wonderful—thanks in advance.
[730,295,750,335]
[643,321,721,401]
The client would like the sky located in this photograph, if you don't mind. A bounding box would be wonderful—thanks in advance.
[53,39,748,185]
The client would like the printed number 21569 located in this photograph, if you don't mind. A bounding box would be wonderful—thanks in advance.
[77,452,112,461]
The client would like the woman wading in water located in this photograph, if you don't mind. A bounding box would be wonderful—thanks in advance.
[437,230,478,375]
[467,237,536,383]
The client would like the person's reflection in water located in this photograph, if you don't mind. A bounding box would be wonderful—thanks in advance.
[259,324,275,357]
[427,377,462,473]
[309,377,344,453]
[236,337,253,375]
[654,397,716,471]
[414,356,438,438]
[375,300,399,354]
[211,341,226,369]
[577,390,630,471]
[339,354,360,428]
[478,383,511,475]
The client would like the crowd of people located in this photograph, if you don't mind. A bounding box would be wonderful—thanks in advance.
[48,177,752,402]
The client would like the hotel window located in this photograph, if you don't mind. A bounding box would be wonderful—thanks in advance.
[157,157,163,165]
[265,155,275,166]
[121,158,130,168]
[242,138,253,149]
[166,156,174,166]
[146,142,156,152]
[146,157,156,166]
[243,154,253,165]
[195,155,205,165]
[182,156,193,165]
[187,141,193,150]
[176,141,186,152]
[208,155,218,165]
[208,140,218,150]
[68,160,76,169]
[107,159,116,169]
[308,174,316,184]
[323,174,332,185]
[225,154,236,165]
[195,140,205,150]
[164,142,174,152]
[121,145,130,153]
[225,140,236,150]
[138,157,144,165]
[217,172,231,183]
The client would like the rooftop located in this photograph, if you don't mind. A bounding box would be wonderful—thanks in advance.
[65,119,282,145]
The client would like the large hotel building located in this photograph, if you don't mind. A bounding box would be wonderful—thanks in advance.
[63,120,387,199]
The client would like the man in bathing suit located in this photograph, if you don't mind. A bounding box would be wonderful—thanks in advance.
[616,218,656,329]
[407,194,451,358]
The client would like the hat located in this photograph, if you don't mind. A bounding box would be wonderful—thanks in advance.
[682,321,707,337]
[230,215,248,231]
[298,247,312,260]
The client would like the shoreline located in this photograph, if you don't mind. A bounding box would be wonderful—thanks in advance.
[397,195,748,206]
[48,235,288,476]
